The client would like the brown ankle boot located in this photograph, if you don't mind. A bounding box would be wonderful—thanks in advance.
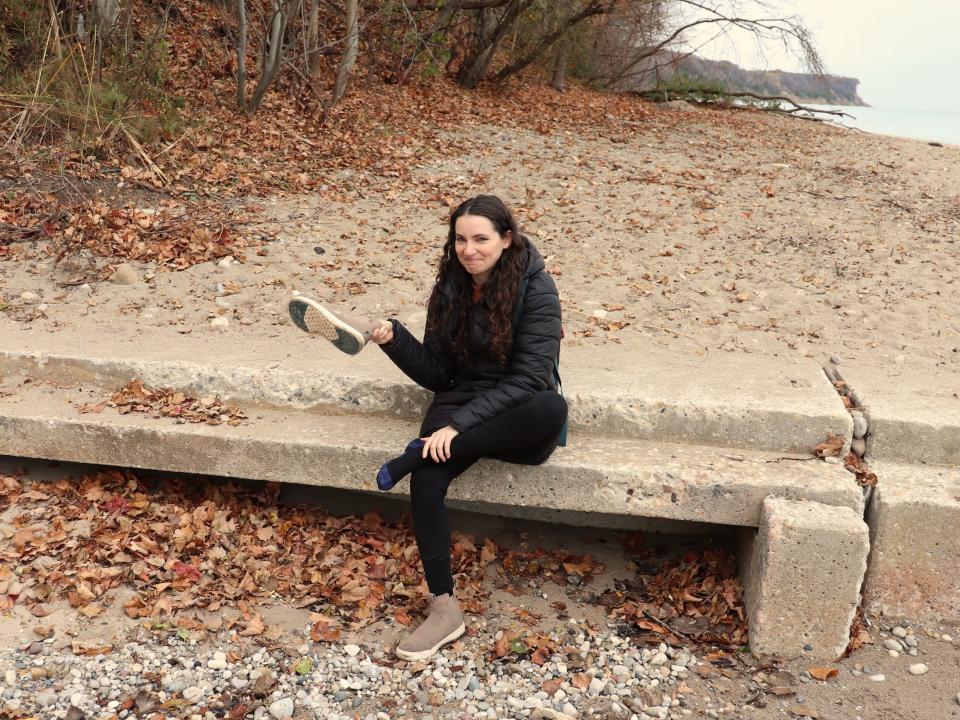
[395,593,465,661]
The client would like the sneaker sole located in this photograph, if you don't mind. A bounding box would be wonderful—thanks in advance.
[395,622,466,662]
[288,298,365,355]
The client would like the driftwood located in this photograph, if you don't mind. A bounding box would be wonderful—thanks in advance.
[635,89,856,121]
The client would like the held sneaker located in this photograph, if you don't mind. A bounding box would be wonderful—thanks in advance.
[288,296,382,355]
[395,593,465,661]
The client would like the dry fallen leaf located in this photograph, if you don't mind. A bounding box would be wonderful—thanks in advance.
[813,432,845,458]
[807,667,838,681]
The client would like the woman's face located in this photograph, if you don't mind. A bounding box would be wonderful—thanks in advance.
[454,214,512,285]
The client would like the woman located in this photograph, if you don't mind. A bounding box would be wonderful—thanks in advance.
[288,194,566,661]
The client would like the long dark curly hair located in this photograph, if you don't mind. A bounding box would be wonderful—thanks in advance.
[426,195,529,366]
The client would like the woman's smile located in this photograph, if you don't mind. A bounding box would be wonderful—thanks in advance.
[454,214,512,284]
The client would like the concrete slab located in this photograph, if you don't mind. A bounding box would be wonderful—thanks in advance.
[863,461,960,622]
[0,379,864,528]
[739,498,870,661]
[836,363,960,465]
[0,337,850,454]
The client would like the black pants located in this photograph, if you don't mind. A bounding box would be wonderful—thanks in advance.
[411,390,567,596]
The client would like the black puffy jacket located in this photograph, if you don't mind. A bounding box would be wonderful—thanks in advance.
[381,240,562,435]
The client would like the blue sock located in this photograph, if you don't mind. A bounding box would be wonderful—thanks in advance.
[376,438,427,491]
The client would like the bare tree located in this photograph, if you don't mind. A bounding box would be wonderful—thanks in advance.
[551,36,569,91]
[456,0,535,89]
[595,0,821,89]
[493,0,613,84]
[233,0,303,113]
[323,0,358,119]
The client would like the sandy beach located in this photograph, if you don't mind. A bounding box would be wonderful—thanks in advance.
[2,102,958,382]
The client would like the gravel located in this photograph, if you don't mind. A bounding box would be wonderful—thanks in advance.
[0,622,698,720]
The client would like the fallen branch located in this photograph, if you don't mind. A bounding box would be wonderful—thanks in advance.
[635,89,855,120]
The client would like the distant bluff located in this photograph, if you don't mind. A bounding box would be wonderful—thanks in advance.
[622,53,866,107]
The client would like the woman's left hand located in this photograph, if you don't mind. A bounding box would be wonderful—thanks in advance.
[422,425,459,463]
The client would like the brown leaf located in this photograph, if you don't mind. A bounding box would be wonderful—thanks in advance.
[541,678,562,695]
[571,672,591,690]
[78,604,104,618]
[239,614,265,636]
[813,432,845,458]
[807,667,838,682]
[309,621,341,643]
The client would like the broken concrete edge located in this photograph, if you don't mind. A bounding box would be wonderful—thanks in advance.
[832,364,960,466]
[737,497,870,661]
[0,349,851,454]
[862,460,960,622]
[821,362,854,459]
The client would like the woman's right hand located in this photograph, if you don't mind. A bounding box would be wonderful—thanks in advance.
[370,320,394,345]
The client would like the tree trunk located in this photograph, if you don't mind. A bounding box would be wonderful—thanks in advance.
[457,0,528,89]
[47,0,63,60]
[306,0,321,81]
[235,0,248,110]
[551,38,567,91]
[329,0,359,107]
[494,0,606,84]
[248,0,290,111]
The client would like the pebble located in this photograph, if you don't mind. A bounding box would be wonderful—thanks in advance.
[869,674,886,682]
[892,627,908,638]
[943,634,954,643]
[0,623,699,720]
[883,639,903,651]
[830,353,842,364]
[904,636,918,648]
[217,256,235,268]
[269,697,295,718]
[19,291,40,302]
[109,263,139,285]
[851,437,866,456]
[908,664,928,676]
[851,412,868,439]
[210,316,229,331]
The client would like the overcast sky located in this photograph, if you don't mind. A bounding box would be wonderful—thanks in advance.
[687,0,960,112]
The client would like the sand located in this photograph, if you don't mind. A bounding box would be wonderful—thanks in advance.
[2,106,958,383]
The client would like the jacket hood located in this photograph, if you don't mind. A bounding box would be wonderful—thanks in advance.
[523,238,545,279]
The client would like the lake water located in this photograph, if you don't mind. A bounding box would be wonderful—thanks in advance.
[807,104,960,146]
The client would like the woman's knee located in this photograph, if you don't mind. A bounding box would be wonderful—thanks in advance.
[533,390,567,429]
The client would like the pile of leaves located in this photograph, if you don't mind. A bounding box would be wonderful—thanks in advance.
[0,469,495,633]
[0,189,250,268]
[497,546,604,588]
[599,537,747,650]
[79,379,250,427]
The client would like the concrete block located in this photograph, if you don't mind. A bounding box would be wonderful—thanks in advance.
[0,380,864,529]
[0,342,850,454]
[863,461,960,621]
[836,364,960,465]
[739,498,870,660]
